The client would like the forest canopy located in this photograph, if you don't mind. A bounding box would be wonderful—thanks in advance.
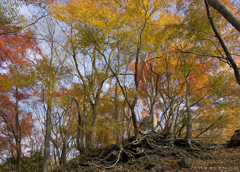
[0,0,240,171]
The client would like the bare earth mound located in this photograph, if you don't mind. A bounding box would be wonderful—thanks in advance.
[51,132,240,172]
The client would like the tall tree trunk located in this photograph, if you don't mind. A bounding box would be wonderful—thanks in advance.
[130,56,140,139]
[141,60,158,132]
[130,105,139,139]
[150,62,158,132]
[76,100,87,153]
[184,57,192,149]
[151,103,157,132]
[115,80,120,146]
[127,118,132,139]
[16,142,21,172]
[166,57,175,137]
[42,105,51,172]
[76,109,81,151]
[169,97,175,135]
[60,142,67,165]
[80,104,87,151]
[115,57,121,146]
[15,88,21,172]
[60,100,78,164]
[90,103,98,149]
[178,119,186,137]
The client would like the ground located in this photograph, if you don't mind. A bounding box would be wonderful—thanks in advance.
[51,133,240,172]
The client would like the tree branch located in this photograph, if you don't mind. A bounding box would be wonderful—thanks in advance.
[208,0,240,33]
[204,0,240,85]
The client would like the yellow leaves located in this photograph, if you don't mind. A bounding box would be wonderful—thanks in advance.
[193,100,240,143]
[49,0,173,39]
[51,0,120,30]
[50,3,67,21]
[0,75,13,91]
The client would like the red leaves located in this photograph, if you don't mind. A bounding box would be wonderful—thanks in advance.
[0,32,40,68]
[0,9,40,161]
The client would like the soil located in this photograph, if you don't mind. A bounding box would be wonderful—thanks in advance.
[51,132,240,172]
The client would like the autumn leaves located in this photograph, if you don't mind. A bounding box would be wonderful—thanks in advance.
[0,0,240,172]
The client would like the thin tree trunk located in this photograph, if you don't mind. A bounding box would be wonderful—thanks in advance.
[80,104,87,151]
[100,46,140,139]
[15,88,21,172]
[184,57,192,149]
[166,56,175,137]
[75,99,86,153]
[141,60,158,132]
[169,97,175,135]
[115,80,120,145]
[151,103,157,132]
[53,149,57,167]
[150,63,158,132]
[177,119,186,137]
[115,57,120,146]
[60,142,67,165]
[76,111,81,150]
[127,115,132,139]
[90,103,99,149]
[16,141,21,172]
[60,100,78,164]
[130,106,139,139]
[42,105,51,172]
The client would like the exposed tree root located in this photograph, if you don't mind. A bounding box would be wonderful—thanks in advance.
[82,132,205,170]
[55,131,224,171]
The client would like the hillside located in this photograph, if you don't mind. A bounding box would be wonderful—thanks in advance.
[51,132,240,172]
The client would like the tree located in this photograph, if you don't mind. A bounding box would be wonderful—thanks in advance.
[30,12,73,170]
[50,0,176,140]
[1,0,240,169]
[0,26,39,172]
[0,4,40,169]
[203,0,240,86]
[208,0,240,33]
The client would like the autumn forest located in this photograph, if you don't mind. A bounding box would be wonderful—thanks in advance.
[0,0,240,171]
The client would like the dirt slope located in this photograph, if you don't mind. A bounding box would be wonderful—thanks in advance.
[51,132,240,172]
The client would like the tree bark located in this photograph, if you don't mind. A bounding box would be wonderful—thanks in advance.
[60,100,78,164]
[184,57,192,149]
[169,97,175,135]
[130,105,139,139]
[115,79,120,145]
[177,119,186,137]
[151,103,157,132]
[42,105,51,172]
[76,105,82,151]
[15,88,21,172]
[90,103,99,149]
[165,56,176,136]
[141,60,158,132]
[208,0,240,33]
[115,56,121,146]
[16,142,21,172]
[150,63,158,132]
[80,103,87,151]
[60,141,67,165]
[75,99,87,153]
